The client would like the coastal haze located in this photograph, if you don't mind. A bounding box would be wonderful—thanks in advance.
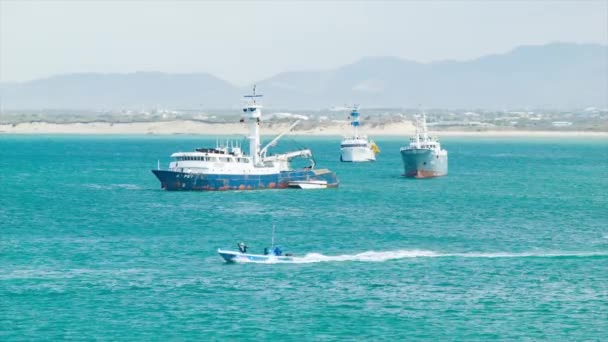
[1,1,607,135]
[1,42,607,135]
[1,43,607,110]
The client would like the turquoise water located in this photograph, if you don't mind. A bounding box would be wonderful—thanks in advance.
[1,135,607,340]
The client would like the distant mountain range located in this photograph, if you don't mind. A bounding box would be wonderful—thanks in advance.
[1,43,606,110]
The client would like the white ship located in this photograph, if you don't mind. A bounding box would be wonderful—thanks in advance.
[340,106,379,162]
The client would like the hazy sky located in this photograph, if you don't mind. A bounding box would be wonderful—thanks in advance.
[1,1,606,85]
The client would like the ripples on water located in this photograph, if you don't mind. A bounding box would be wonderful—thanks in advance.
[1,136,607,340]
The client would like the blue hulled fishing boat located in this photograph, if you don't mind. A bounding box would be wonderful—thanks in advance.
[152,87,339,191]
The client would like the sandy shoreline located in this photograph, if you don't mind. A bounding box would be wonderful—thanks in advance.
[1,120,606,137]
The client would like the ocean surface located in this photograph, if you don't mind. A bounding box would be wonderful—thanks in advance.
[1,135,607,340]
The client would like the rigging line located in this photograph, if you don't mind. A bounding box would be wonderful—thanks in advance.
[284,136,307,153]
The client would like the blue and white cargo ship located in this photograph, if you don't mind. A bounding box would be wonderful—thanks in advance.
[340,106,379,162]
[152,87,339,191]
[400,113,448,178]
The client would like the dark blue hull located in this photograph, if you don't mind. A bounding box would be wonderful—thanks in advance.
[151,169,339,191]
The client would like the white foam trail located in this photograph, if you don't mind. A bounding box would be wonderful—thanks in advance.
[288,250,438,264]
[274,250,608,264]
[84,183,141,190]
[445,251,608,258]
[114,183,141,190]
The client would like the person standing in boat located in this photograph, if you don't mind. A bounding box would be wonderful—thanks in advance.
[238,242,248,253]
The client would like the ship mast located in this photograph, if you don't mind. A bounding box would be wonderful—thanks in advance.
[421,112,428,141]
[350,105,360,138]
[414,115,421,148]
[243,85,263,165]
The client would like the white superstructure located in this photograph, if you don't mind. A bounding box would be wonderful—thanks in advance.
[400,113,446,155]
[165,86,314,176]
[340,106,378,162]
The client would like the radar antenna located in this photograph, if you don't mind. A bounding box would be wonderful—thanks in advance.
[244,84,263,104]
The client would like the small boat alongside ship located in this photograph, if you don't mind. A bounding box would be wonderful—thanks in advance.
[151,87,339,191]
[340,106,379,162]
[287,180,328,189]
[400,113,448,178]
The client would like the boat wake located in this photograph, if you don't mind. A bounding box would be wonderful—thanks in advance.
[84,183,142,190]
[274,249,608,264]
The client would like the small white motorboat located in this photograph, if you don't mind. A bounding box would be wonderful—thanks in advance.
[218,225,294,263]
[217,246,293,263]
[287,180,328,189]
